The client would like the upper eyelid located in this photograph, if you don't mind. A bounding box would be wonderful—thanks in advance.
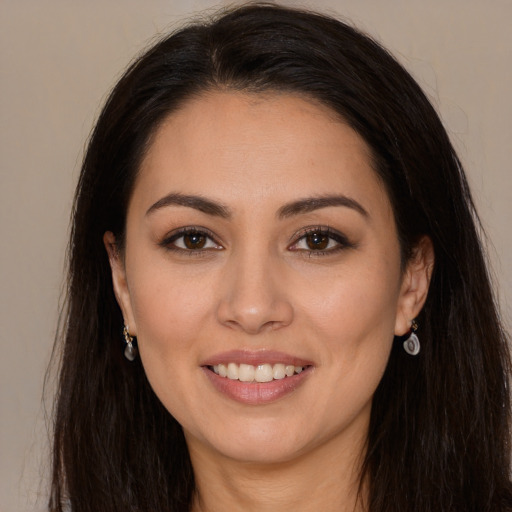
[288,225,338,243]
[288,226,353,251]
[160,225,350,250]
[161,226,222,246]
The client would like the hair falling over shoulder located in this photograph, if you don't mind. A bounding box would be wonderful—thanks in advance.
[48,3,512,511]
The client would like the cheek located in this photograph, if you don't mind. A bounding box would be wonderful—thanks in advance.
[297,258,402,360]
[126,262,218,424]
[293,265,399,425]
[127,258,218,359]
[308,260,401,317]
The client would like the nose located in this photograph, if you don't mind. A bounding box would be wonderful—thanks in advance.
[216,249,294,334]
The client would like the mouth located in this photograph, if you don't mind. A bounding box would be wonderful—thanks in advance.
[201,351,313,405]
[207,363,309,383]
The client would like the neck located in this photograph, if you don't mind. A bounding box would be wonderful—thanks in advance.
[188,430,368,512]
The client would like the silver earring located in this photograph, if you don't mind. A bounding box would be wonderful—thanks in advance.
[123,325,138,361]
[403,320,420,356]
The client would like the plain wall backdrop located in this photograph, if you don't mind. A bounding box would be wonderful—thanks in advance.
[1,1,511,510]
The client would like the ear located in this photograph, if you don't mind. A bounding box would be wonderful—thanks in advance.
[394,236,434,336]
[103,231,137,335]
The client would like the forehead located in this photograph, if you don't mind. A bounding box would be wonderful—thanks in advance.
[133,91,390,218]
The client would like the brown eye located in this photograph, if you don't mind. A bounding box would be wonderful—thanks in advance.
[289,227,352,255]
[305,232,329,250]
[183,232,208,249]
[165,229,221,252]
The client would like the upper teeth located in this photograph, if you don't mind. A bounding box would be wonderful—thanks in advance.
[212,363,304,382]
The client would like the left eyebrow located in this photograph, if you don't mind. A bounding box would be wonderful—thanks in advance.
[277,195,369,219]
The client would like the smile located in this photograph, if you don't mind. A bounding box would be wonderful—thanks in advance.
[210,363,307,383]
[201,350,314,404]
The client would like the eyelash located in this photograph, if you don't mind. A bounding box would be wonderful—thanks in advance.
[160,225,354,257]
[160,226,222,256]
[288,226,354,257]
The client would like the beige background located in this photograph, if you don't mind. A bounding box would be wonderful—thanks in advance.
[1,1,511,511]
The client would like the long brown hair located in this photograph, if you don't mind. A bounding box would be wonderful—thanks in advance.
[49,4,512,511]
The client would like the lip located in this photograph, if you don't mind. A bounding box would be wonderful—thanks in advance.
[201,349,313,367]
[201,350,314,405]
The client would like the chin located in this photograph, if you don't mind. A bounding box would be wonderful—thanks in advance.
[186,418,314,465]
[214,439,307,465]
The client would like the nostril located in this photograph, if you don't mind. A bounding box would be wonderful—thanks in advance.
[215,267,294,333]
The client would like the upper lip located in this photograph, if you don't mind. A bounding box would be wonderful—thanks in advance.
[201,349,314,367]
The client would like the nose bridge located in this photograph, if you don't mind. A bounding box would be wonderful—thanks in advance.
[216,241,293,333]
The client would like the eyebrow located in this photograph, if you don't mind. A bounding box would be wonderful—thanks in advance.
[145,192,368,219]
[277,195,368,219]
[146,193,232,218]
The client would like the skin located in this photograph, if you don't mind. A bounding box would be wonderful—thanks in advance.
[105,91,433,512]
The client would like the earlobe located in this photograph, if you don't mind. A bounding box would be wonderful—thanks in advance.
[103,231,137,335]
[394,236,434,336]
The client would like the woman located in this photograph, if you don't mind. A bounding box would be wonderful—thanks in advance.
[49,3,512,511]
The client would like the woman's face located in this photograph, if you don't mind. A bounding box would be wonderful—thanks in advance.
[106,92,430,465]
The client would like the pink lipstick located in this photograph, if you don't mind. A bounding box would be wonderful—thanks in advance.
[201,350,313,405]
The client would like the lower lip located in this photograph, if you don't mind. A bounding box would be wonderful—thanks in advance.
[202,366,312,405]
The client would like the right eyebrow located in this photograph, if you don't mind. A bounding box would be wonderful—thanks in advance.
[145,192,232,218]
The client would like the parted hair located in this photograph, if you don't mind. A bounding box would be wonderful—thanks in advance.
[49,3,512,511]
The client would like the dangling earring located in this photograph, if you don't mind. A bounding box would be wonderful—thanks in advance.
[123,325,138,361]
[403,320,420,356]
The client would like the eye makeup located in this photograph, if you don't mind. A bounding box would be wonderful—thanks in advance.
[159,226,223,256]
[157,223,356,259]
[288,225,356,257]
